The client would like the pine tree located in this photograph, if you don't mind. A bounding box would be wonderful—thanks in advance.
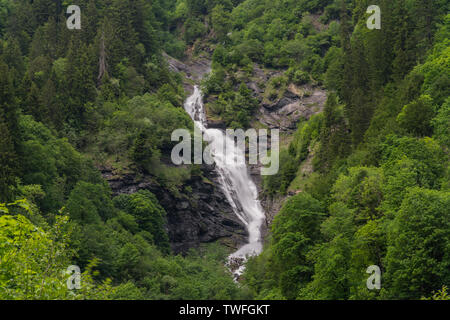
[318,93,351,171]
[391,0,416,82]
[130,0,158,55]
[40,76,63,130]
[0,61,19,201]
[31,0,62,26]
[66,40,96,126]
[1,36,25,85]
[107,0,139,69]
[25,81,43,122]
[82,0,100,44]
[0,115,17,202]
[365,0,395,89]
[412,0,437,58]
[345,31,372,146]
[339,0,353,106]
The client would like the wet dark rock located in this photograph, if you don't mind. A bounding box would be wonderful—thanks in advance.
[257,85,327,132]
[101,165,247,254]
[163,52,211,95]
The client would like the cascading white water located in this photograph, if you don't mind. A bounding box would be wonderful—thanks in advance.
[184,86,265,277]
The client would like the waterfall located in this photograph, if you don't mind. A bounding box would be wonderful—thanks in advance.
[183,86,265,277]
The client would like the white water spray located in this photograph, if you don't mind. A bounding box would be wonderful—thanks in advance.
[183,86,265,277]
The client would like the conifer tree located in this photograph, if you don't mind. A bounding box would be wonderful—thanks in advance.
[318,93,351,171]
[391,0,416,82]
[107,0,139,69]
[0,61,19,201]
[66,40,96,126]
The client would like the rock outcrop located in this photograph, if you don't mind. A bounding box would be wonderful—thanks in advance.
[163,52,211,95]
[102,165,247,254]
[258,84,326,132]
[158,54,327,252]
[246,65,327,133]
[242,65,327,237]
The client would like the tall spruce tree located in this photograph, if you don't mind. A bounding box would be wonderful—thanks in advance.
[0,61,19,201]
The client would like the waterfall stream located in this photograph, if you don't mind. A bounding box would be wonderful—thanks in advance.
[183,85,265,277]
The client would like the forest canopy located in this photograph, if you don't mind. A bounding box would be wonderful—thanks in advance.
[0,0,449,300]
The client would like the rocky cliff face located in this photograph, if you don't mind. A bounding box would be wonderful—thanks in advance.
[163,52,211,95]
[101,54,326,254]
[206,62,327,228]
[246,65,327,132]
[168,56,327,244]
[102,165,247,254]
[257,83,326,132]
[101,53,249,255]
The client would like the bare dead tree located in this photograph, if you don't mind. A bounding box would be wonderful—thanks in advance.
[97,31,107,87]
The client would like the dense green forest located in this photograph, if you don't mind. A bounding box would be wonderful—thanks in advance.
[0,0,449,300]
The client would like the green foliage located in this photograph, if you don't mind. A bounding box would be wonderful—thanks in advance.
[203,79,257,128]
[0,0,267,302]
[263,149,298,196]
[201,0,345,125]
[211,5,232,41]
[244,193,325,299]
[299,203,355,299]
[66,182,115,224]
[316,93,350,171]
[246,10,449,298]
[286,68,310,86]
[383,188,450,299]
[397,95,434,137]
[0,60,19,202]
[332,166,384,222]
[291,114,323,162]
[113,190,170,253]
[381,135,446,192]
[95,92,191,176]
[147,244,249,300]
[432,97,450,149]
[324,46,343,89]
[0,200,114,300]
[184,17,207,44]
[18,115,101,211]
[423,286,450,300]
[1,0,449,301]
